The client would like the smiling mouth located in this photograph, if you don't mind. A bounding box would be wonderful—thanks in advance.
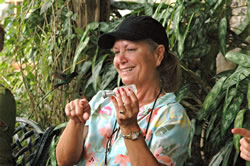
[120,67,134,73]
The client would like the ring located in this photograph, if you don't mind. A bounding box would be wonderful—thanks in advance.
[69,107,74,111]
[119,110,125,114]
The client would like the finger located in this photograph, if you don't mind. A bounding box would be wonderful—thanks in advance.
[240,146,250,158]
[232,128,250,137]
[81,100,91,121]
[240,138,250,151]
[127,88,139,109]
[67,101,76,117]
[74,99,85,123]
[80,98,88,107]
[65,103,72,117]
[240,150,250,161]
[110,96,119,113]
[115,88,124,108]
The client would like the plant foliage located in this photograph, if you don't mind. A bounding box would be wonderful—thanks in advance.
[0,0,249,165]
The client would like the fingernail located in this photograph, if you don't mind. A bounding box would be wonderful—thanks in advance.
[117,89,120,93]
[121,88,125,92]
[111,96,115,100]
[128,88,131,91]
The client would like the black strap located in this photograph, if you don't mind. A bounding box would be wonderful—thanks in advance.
[144,88,162,139]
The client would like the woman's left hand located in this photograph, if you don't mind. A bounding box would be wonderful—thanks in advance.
[110,87,139,130]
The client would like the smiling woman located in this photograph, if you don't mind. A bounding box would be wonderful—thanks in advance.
[56,16,191,166]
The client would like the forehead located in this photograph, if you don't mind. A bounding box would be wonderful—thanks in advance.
[112,39,147,49]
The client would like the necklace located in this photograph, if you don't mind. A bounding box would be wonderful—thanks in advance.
[104,87,163,165]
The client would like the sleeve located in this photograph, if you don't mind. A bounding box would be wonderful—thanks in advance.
[149,103,191,166]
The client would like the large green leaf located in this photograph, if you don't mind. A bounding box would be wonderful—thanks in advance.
[218,17,227,56]
[221,93,244,137]
[92,54,108,91]
[208,140,233,166]
[101,64,117,90]
[225,51,250,68]
[197,76,227,120]
[71,37,90,73]
[233,109,246,153]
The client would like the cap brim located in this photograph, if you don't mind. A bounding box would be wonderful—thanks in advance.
[98,30,146,49]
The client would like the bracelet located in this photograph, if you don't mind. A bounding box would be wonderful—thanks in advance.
[122,130,141,140]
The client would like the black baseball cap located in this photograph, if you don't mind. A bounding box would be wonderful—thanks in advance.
[98,16,169,51]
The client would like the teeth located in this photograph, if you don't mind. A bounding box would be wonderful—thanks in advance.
[121,68,133,72]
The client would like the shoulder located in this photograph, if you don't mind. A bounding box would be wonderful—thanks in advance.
[159,93,184,111]
[158,93,189,123]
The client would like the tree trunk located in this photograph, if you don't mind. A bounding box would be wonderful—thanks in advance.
[71,0,110,28]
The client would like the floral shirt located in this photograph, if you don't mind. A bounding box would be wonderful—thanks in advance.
[77,91,191,166]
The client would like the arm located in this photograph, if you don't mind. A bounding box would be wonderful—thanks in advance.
[111,88,187,166]
[232,128,250,161]
[120,126,163,166]
[56,98,90,166]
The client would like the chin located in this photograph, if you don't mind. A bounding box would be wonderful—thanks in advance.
[121,79,134,85]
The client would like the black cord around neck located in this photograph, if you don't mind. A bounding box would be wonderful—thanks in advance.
[144,87,162,139]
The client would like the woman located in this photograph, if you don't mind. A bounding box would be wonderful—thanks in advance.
[56,16,191,166]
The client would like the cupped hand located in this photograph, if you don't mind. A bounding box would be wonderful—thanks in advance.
[111,87,139,130]
[232,128,250,161]
[65,98,90,124]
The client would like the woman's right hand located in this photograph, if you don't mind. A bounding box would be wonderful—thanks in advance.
[65,98,90,124]
[232,128,250,161]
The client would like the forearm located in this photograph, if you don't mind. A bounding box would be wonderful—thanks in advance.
[122,128,161,166]
[56,120,87,166]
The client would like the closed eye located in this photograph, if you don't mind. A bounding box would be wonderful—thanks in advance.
[113,50,120,55]
[127,48,136,52]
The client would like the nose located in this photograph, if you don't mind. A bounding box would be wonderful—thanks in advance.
[116,51,127,65]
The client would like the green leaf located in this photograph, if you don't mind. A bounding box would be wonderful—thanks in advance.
[101,64,117,90]
[40,0,53,15]
[49,135,57,166]
[221,93,244,137]
[87,22,99,30]
[71,37,90,72]
[248,83,250,110]
[188,119,196,158]
[222,140,233,166]
[206,106,220,140]
[223,87,237,118]
[198,76,227,120]
[92,54,108,91]
[79,60,92,76]
[208,140,233,166]
[223,66,250,90]
[144,1,153,16]
[225,51,250,67]
[233,109,246,152]
[219,17,227,56]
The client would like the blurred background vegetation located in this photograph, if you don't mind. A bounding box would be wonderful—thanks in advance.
[0,0,249,165]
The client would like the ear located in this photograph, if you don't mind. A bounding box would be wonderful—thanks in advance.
[154,45,165,67]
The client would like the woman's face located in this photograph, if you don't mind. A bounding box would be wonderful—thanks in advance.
[112,39,163,87]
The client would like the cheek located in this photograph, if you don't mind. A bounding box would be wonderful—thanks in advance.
[113,58,119,70]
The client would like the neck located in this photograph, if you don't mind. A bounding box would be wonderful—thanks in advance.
[136,82,163,108]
